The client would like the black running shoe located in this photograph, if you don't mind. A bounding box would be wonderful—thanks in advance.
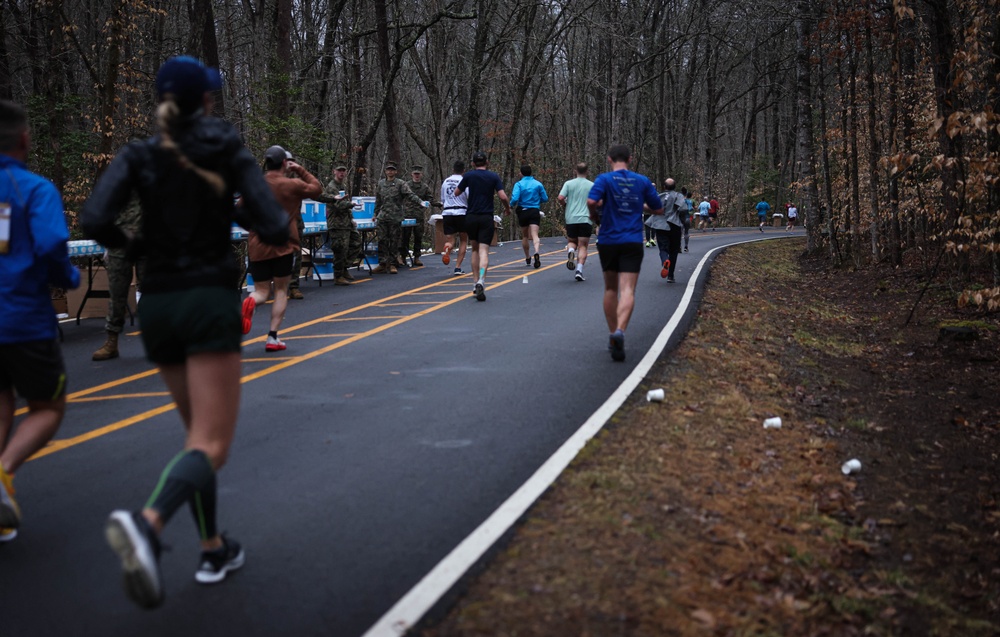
[106,510,164,609]
[474,282,486,302]
[195,535,246,584]
[609,330,625,362]
[533,253,541,269]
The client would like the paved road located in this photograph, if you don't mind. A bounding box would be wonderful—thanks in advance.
[2,228,788,637]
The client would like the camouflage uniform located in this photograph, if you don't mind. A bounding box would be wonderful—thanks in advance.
[94,200,145,360]
[402,173,433,265]
[374,173,423,269]
[317,175,362,281]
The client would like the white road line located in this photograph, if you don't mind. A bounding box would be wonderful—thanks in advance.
[362,236,774,637]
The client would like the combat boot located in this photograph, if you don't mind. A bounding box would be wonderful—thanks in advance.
[388,264,399,274]
[334,276,351,286]
[92,332,119,361]
[288,287,304,300]
[371,264,388,274]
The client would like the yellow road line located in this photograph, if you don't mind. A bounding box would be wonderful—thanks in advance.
[28,255,562,460]
[69,392,171,403]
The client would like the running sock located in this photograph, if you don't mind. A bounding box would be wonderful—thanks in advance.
[268,330,277,339]
[145,449,216,530]
[478,267,486,280]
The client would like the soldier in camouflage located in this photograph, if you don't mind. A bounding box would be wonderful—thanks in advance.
[315,164,362,285]
[401,165,434,267]
[372,161,424,274]
[92,199,145,361]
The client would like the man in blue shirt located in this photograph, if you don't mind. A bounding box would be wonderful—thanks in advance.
[509,164,548,268]
[454,151,511,301]
[0,100,80,540]
[587,144,662,362]
[755,196,771,232]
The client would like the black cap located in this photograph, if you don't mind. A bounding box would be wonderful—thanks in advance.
[471,151,487,165]
[264,145,287,170]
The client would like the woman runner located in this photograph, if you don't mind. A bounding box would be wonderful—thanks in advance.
[81,56,288,608]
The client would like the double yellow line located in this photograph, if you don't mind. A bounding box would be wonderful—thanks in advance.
[30,251,566,462]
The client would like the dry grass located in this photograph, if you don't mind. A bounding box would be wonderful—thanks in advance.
[423,239,1000,637]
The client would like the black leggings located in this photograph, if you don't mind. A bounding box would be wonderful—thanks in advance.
[654,224,683,277]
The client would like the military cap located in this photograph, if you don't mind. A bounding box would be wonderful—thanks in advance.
[411,165,424,173]
[385,161,398,170]
[334,164,348,171]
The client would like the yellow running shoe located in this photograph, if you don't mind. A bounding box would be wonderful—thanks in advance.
[0,462,21,529]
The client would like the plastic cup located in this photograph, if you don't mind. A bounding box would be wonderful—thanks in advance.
[763,417,782,429]
[841,458,862,475]
[646,388,665,402]
[339,190,345,197]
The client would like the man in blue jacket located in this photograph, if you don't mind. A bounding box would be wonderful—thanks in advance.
[0,100,80,541]
[510,164,548,268]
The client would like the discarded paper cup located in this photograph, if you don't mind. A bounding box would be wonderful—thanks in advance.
[763,417,782,429]
[841,458,862,475]
[646,388,665,402]
[522,276,529,284]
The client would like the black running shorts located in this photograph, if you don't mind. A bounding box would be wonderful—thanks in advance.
[516,207,541,227]
[597,242,644,273]
[464,214,495,245]
[0,339,67,401]
[248,253,294,282]
[565,223,593,240]
[442,215,466,236]
[139,286,242,365]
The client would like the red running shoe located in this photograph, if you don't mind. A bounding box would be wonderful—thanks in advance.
[265,336,286,352]
[241,297,256,335]
[660,259,671,279]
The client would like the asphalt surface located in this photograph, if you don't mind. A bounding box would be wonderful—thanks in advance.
[2,228,785,637]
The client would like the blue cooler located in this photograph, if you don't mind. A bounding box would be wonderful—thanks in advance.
[312,248,335,280]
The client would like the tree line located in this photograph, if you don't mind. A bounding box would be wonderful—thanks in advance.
[1,0,996,308]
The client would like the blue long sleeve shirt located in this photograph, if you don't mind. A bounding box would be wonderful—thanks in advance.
[510,176,548,209]
[0,154,80,344]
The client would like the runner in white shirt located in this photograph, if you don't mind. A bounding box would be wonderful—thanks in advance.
[439,160,469,275]
[786,204,798,231]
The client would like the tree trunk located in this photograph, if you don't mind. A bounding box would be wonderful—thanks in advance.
[794,0,821,253]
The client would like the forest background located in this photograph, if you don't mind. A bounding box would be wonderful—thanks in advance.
[0,0,997,308]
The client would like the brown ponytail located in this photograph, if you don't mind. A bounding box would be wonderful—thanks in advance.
[156,95,226,197]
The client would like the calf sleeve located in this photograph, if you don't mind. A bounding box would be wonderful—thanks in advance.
[145,449,216,532]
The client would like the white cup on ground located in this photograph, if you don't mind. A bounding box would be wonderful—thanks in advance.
[646,388,665,402]
[763,417,782,429]
[841,458,862,475]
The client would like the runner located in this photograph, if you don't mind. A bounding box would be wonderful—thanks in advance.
[81,56,289,608]
[557,162,594,282]
[509,164,548,268]
[439,160,469,276]
[454,151,511,302]
[242,145,322,352]
[587,144,662,361]
[0,99,81,542]
[697,196,711,231]
[681,187,693,252]
[786,202,798,231]
[644,178,685,283]
[756,196,771,231]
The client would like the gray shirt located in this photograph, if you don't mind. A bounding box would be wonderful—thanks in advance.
[645,190,685,229]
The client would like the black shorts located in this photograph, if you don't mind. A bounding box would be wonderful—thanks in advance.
[249,253,294,282]
[139,286,242,365]
[442,215,466,236]
[516,207,541,227]
[597,242,644,273]
[566,223,593,240]
[0,339,67,401]
[464,214,495,245]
